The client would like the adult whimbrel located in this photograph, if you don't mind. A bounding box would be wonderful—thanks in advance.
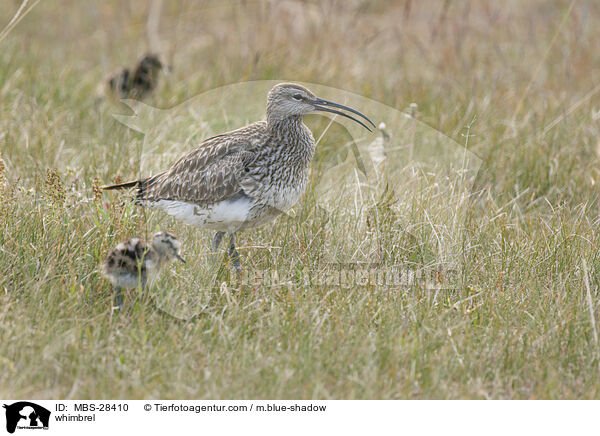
[102,231,185,311]
[102,83,375,269]
[107,54,164,100]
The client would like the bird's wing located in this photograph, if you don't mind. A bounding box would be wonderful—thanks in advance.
[103,238,144,276]
[108,68,131,97]
[137,129,261,205]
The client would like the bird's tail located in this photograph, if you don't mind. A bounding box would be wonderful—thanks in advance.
[102,180,140,191]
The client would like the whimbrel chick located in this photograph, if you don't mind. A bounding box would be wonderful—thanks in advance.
[107,54,164,100]
[102,231,185,311]
[103,83,375,269]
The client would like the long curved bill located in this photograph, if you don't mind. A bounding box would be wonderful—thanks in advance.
[313,98,376,132]
[175,254,186,263]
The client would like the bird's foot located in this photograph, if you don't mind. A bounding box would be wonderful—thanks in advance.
[113,288,123,313]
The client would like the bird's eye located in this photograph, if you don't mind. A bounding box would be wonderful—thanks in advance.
[292,93,303,101]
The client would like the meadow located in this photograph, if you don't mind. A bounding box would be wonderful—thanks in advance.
[1,0,600,399]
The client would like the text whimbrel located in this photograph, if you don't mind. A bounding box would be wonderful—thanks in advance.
[103,83,374,269]
[107,54,164,100]
[102,231,185,311]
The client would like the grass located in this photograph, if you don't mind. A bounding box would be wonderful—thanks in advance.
[1,0,600,399]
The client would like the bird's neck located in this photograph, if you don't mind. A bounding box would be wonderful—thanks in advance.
[265,115,315,167]
[152,248,168,267]
[267,115,304,133]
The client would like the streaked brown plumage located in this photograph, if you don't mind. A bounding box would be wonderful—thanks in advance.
[107,54,164,100]
[103,83,375,269]
[102,231,185,311]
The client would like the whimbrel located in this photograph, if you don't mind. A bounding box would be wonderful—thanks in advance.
[107,54,164,100]
[103,83,374,269]
[102,231,185,311]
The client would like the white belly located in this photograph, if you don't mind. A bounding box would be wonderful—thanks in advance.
[111,273,143,289]
[146,196,254,232]
[264,179,307,212]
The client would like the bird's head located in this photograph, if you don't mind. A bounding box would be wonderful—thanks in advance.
[266,83,375,131]
[139,53,174,75]
[140,54,163,71]
[152,231,185,263]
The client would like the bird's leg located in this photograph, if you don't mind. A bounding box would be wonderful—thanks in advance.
[212,231,225,253]
[228,233,241,272]
[139,276,149,303]
[113,287,123,312]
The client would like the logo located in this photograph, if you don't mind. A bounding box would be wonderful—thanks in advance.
[3,402,50,434]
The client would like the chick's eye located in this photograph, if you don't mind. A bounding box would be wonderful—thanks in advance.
[293,93,303,101]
